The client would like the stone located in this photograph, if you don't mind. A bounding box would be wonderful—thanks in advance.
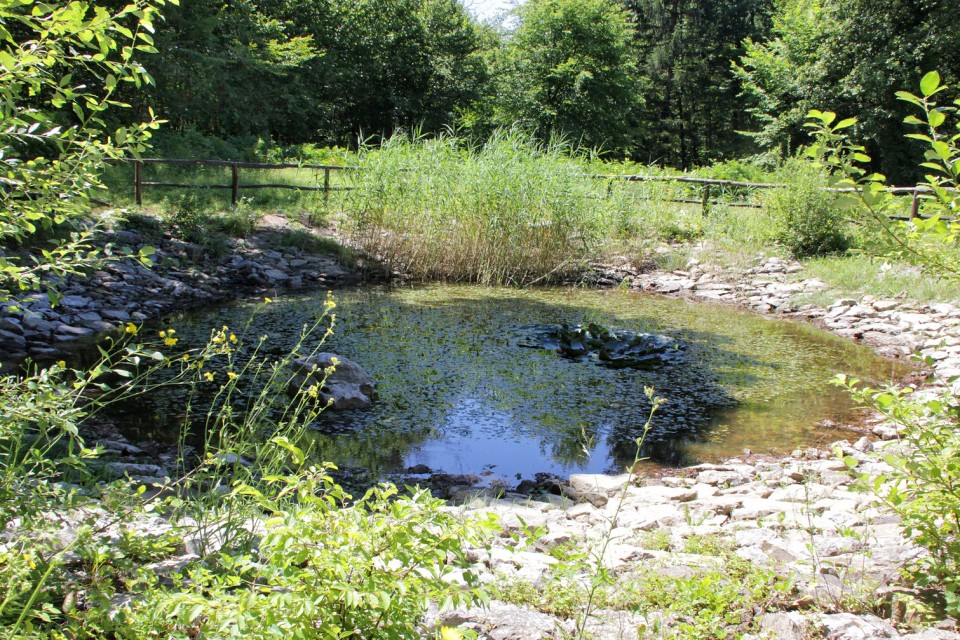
[95,440,144,455]
[568,473,629,497]
[288,353,374,410]
[0,329,27,348]
[59,295,93,308]
[55,324,96,337]
[815,613,899,639]
[262,268,290,281]
[759,612,809,640]
[104,462,167,478]
[900,630,960,639]
[101,308,132,322]
[696,469,749,487]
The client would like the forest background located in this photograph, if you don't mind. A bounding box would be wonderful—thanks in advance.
[117,0,960,184]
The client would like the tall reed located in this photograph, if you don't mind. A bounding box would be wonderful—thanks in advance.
[342,130,636,284]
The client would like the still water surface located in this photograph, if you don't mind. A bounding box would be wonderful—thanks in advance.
[133,285,906,483]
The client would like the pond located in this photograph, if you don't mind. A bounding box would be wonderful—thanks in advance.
[119,285,906,484]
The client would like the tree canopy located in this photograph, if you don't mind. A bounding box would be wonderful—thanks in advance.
[82,0,960,179]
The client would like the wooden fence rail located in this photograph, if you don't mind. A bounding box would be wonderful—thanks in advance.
[588,173,950,218]
[128,158,949,220]
[131,158,360,206]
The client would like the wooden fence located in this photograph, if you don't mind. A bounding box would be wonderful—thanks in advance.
[131,158,358,206]
[130,158,938,219]
[588,173,936,219]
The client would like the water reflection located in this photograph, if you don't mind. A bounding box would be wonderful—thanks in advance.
[120,285,906,483]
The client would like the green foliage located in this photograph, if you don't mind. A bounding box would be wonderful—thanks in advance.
[0,0,170,299]
[158,192,259,252]
[838,377,960,617]
[768,159,849,258]
[734,0,837,158]
[1,295,497,638]
[739,0,960,182]
[142,0,489,145]
[626,0,772,168]
[128,474,495,639]
[489,0,642,153]
[624,555,788,638]
[813,72,960,617]
[806,72,960,277]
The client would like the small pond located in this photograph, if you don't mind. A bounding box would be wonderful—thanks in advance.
[120,285,906,483]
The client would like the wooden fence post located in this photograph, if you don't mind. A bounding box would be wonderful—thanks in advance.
[231,163,240,205]
[701,184,711,217]
[323,167,331,202]
[910,187,921,219]
[134,160,143,206]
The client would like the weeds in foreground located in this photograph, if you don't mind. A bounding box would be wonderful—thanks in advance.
[809,71,960,617]
[494,547,793,639]
[0,296,496,638]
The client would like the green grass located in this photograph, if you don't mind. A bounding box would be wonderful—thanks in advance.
[99,160,356,224]
[791,254,960,305]
[492,551,792,638]
[339,130,639,284]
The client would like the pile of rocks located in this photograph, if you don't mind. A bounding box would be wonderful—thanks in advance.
[424,445,959,639]
[629,255,960,379]
[0,223,357,367]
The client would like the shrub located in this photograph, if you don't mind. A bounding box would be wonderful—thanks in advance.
[813,71,960,617]
[769,159,850,258]
[838,378,960,616]
[127,474,495,639]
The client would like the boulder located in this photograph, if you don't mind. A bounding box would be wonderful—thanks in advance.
[288,353,374,410]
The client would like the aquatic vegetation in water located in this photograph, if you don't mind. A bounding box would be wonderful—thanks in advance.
[516,322,685,369]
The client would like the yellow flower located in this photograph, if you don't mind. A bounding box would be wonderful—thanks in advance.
[160,328,178,347]
[264,297,272,304]
[229,333,237,344]
[124,322,138,335]
[440,627,464,640]
[203,372,215,382]
[226,371,238,380]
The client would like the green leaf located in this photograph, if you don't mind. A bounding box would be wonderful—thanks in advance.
[920,71,941,97]
[896,91,923,107]
[929,110,946,128]
[931,141,952,160]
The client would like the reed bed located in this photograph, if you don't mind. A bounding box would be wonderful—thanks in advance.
[341,131,638,285]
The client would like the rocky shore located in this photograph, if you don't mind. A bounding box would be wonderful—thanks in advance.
[0,217,360,367]
[3,223,960,638]
[425,444,959,639]
[417,253,960,639]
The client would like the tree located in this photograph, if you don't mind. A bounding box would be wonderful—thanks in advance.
[625,0,772,167]
[737,0,960,182]
[134,0,315,142]
[491,0,643,153]
[136,0,489,147]
[734,0,836,158]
